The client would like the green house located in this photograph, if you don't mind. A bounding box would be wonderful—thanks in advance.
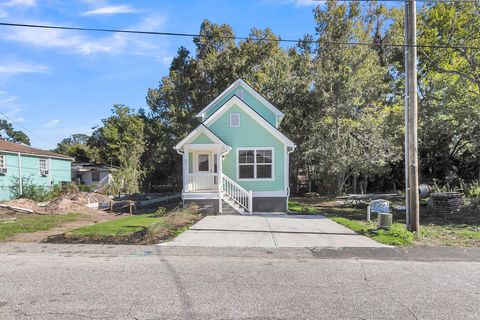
[175,79,296,214]
[0,140,73,201]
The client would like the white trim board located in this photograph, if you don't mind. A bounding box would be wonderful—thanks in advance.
[182,192,220,200]
[196,79,284,123]
[252,191,288,197]
[203,96,295,148]
[174,125,230,152]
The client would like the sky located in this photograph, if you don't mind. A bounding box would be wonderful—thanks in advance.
[0,0,379,150]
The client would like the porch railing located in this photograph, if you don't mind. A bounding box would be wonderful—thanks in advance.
[187,173,217,191]
[222,175,252,213]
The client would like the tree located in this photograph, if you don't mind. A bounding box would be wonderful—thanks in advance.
[90,105,145,194]
[304,1,393,194]
[0,120,30,145]
[55,134,93,162]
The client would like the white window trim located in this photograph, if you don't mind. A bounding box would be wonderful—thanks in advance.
[39,158,48,171]
[236,147,274,181]
[230,113,240,127]
[0,154,6,169]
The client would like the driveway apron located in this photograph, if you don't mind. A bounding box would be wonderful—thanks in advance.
[159,213,388,248]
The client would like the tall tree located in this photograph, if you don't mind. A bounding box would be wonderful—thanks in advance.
[0,120,30,145]
[89,105,145,194]
[55,134,93,162]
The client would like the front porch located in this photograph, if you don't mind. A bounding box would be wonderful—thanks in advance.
[174,126,252,214]
[181,147,252,214]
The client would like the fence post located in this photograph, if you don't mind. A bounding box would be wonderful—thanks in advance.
[248,191,253,214]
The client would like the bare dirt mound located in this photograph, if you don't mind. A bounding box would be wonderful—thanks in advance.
[2,199,43,212]
[3,192,112,215]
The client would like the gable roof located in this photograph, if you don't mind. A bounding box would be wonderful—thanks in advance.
[174,124,231,152]
[0,139,74,161]
[196,78,284,123]
[203,95,296,148]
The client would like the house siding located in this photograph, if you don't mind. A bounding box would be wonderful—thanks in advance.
[191,133,214,144]
[207,104,285,192]
[204,84,277,127]
[0,152,72,201]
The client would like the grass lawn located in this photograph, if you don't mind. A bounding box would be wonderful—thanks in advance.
[0,212,82,241]
[71,214,160,236]
[289,198,480,247]
[53,206,202,244]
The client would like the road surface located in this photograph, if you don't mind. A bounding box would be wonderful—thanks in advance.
[1,243,479,319]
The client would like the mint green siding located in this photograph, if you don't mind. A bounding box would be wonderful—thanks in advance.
[191,133,214,144]
[204,83,277,127]
[188,152,193,173]
[0,152,72,201]
[208,104,284,191]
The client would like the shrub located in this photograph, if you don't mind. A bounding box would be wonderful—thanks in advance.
[151,207,167,217]
[8,176,62,202]
[463,181,480,199]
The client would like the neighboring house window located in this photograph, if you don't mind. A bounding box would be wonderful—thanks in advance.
[0,154,6,174]
[0,155,6,169]
[230,113,240,127]
[39,159,48,172]
[91,171,100,182]
[237,148,273,180]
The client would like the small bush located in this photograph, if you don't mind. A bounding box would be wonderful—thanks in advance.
[77,184,92,192]
[151,207,167,217]
[8,176,62,202]
[464,181,480,199]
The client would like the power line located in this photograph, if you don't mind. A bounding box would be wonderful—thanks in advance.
[0,111,58,147]
[309,0,479,2]
[0,22,479,50]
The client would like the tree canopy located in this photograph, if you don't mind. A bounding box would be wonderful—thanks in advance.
[61,0,480,194]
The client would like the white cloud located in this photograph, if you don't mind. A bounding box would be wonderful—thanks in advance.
[161,56,173,66]
[83,5,137,16]
[3,0,36,7]
[291,0,320,6]
[44,119,60,128]
[0,61,48,75]
[0,91,25,123]
[2,16,168,56]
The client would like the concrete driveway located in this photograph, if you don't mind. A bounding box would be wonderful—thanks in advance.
[160,213,387,248]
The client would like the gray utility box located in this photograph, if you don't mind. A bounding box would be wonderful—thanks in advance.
[367,199,391,223]
[377,213,393,229]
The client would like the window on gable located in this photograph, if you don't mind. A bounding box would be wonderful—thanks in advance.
[238,148,273,180]
[230,113,240,127]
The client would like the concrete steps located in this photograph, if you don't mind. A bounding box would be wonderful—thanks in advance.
[222,196,245,215]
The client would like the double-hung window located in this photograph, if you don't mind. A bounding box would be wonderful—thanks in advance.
[0,155,6,169]
[237,148,273,180]
[39,159,48,173]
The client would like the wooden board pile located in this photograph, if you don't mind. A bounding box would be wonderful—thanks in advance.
[430,192,464,216]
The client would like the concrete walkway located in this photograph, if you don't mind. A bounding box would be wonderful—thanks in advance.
[160,213,388,248]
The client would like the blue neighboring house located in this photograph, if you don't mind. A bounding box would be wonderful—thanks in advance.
[0,139,74,201]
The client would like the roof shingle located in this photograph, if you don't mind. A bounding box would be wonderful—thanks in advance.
[0,140,74,160]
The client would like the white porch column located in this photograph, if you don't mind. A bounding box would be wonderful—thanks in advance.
[217,147,223,214]
[183,147,189,192]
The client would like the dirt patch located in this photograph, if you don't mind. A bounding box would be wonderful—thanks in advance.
[45,229,147,245]
[2,192,112,215]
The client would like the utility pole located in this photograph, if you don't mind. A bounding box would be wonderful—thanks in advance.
[405,0,420,232]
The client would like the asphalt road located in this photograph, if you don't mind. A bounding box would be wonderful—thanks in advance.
[1,243,479,320]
